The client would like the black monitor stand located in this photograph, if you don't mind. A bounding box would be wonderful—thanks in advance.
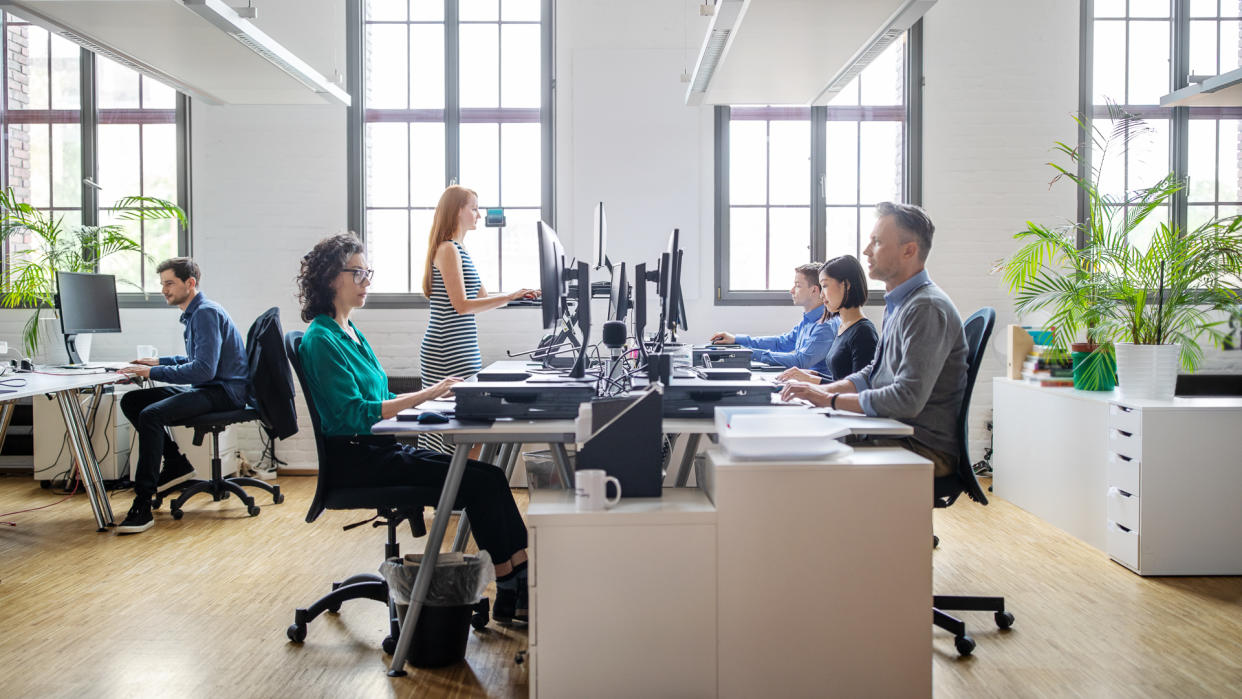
[64,333,85,366]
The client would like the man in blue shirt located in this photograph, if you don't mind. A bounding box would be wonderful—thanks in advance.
[710,262,839,373]
[116,257,249,533]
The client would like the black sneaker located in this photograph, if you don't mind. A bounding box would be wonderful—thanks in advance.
[156,456,196,494]
[493,586,529,626]
[116,500,154,534]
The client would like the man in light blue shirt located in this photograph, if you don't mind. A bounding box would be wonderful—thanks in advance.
[115,257,249,533]
[710,262,839,373]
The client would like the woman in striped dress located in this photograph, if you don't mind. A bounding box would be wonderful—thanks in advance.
[419,185,539,453]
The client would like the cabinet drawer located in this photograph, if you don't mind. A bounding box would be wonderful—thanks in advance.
[1107,452,1141,498]
[1107,486,1140,530]
[1107,402,1141,435]
[1107,520,1139,570]
[1107,428,1143,461]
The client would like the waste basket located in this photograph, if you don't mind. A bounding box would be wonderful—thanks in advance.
[380,551,495,667]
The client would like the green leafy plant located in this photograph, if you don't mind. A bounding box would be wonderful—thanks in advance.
[0,187,186,354]
[997,107,1242,378]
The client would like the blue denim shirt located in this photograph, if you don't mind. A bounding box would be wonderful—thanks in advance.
[850,269,933,416]
[149,293,248,408]
[735,306,839,373]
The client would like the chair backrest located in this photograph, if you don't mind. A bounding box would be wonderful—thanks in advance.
[936,307,996,507]
[244,307,298,439]
[285,330,333,523]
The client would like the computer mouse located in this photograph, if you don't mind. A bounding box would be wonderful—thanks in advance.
[415,411,451,424]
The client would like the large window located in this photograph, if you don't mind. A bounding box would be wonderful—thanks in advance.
[715,30,915,303]
[1,14,188,298]
[352,0,552,299]
[1089,0,1242,247]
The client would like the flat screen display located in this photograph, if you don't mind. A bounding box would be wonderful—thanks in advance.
[56,271,122,334]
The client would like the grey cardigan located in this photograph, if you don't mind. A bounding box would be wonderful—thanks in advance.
[846,282,967,462]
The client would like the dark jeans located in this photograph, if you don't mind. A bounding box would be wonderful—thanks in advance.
[120,385,240,498]
[845,434,957,478]
[326,437,528,564]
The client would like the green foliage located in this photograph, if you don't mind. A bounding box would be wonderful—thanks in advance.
[997,108,1242,372]
[0,187,187,355]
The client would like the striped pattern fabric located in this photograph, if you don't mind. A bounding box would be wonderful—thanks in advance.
[419,240,483,453]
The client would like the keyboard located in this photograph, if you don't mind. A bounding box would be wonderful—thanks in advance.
[506,298,541,308]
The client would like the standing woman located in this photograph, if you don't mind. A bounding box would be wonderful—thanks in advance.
[776,255,878,385]
[419,185,537,453]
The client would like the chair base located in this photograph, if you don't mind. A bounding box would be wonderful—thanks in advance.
[154,426,284,519]
[933,594,1014,657]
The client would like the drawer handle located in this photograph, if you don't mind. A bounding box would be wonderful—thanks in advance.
[1114,429,1133,438]
[1111,521,1133,533]
[1108,486,1134,499]
[1114,453,1133,463]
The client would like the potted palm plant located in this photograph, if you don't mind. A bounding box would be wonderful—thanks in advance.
[999,109,1242,400]
[0,187,186,358]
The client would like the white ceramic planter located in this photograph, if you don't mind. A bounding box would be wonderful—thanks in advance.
[1114,342,1180,402]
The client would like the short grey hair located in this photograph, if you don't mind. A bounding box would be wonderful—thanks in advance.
[876,202,934,261]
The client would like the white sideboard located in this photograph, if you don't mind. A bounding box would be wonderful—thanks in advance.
[993,378,1242,575]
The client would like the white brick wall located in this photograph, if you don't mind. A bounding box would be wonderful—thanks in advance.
[4,0,1239,470]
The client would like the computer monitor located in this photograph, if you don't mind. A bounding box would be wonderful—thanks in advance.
[633,261,648,351]
[592,201,610,271]
[537,220,567,331]
[55,271,121,364]
[608,261,629,322]
[659,229,687,335]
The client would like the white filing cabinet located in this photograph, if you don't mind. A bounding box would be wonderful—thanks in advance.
[1104,399,1242,575]
[527,489,717,698]
[33,387,240,483]
[708,446,932,698]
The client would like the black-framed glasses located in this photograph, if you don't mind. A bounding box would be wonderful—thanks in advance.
[342,267,374,284]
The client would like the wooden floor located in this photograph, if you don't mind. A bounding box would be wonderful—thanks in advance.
[1,473,1240,698]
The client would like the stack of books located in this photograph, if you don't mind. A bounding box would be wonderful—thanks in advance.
[1021,346,1074,387]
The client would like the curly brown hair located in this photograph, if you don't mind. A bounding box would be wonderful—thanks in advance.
[297,233,364,323]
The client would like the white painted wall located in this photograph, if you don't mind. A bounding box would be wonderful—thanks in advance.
[3,0,1240,470]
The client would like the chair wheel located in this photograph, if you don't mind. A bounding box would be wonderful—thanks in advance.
[220,491,230,500]
[327,603,341,614]
[247,505,261,516]
[382,636,397,655]
[955,635,975,656]
[151,496,163,510]
[515,650,526,665]
[470,598,490,630]
[933,534,940,549]
[287,624,306,643]
[171,509,184,520]
[995,611,1015,629]
[273,492,285,505]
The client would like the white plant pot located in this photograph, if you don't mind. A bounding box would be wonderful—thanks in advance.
[1114,342,1180,402]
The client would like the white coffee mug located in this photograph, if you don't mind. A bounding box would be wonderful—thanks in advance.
[136,344,158,359]
[575,469,621,512]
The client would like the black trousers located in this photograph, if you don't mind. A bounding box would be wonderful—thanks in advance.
[326,437,527,564]
[120,385,238,498]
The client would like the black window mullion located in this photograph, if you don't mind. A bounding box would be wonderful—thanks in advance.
[764,119,771,289]
[445,0,460,187]
[810,106,826,263]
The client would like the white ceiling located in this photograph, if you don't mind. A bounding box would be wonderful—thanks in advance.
[693,0,917,106]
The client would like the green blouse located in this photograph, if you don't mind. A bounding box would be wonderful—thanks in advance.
[298,314,396,436]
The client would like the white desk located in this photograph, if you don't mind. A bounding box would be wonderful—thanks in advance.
[993,378,1242,575]
[1,369,124,530]
[370,409,922,689]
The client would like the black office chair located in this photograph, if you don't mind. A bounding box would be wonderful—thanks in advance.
[156,311,289,519]
[282,331,487,653]
[932,307,1014,656]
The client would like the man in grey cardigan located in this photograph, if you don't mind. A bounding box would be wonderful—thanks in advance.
[781,202,966,477]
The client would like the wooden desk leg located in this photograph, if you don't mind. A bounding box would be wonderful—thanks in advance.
[449,442,500,553]
[54,390,115,530]
[388,440,475,677]
[674,433,703,487]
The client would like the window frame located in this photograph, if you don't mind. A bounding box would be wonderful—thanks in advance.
[1079,0,1242,247]
[0,14,192,309]
[347,0,556,308]
[713,21,923,306]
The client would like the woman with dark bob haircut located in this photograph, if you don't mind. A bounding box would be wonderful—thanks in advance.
[777,255,878,385]
[296,233,530,624]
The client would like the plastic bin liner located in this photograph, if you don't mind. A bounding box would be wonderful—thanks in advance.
[522,449,572,489]
[380,550,494,607]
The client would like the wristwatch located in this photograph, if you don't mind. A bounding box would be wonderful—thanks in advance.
[830,393,839,410]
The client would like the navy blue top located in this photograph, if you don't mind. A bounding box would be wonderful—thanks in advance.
[822,317,878,382]
[149,292,248,407]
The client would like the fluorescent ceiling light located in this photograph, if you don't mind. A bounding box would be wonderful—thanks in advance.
[685,0,745,106]
[811,0,935,105]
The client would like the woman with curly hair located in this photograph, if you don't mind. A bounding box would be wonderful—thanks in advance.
[296,233,529,624]
[419,185,538,453]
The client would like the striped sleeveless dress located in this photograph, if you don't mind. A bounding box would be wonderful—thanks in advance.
[420,240,484,453]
